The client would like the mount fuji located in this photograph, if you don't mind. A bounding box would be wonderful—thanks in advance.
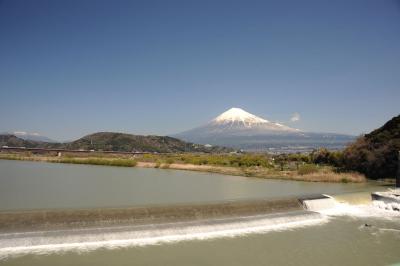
[173,108,355,152]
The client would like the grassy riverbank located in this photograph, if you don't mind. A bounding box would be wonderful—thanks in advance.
[0,154,137,167]
[0,153,365,183]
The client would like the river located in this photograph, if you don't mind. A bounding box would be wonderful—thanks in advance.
[0,160,399,266]
[0,160,378,211]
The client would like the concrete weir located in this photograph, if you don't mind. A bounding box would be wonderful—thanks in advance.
[298,194,337,211]
[0,198,306,233]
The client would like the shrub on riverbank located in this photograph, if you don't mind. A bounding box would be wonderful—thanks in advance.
[295,170,365,183]
[0,154,24,161]
[297,164,318,175]
[140,153,272,168]
[56,157,137,167]
[179,154,272,168]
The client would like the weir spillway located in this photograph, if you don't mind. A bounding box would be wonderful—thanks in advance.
[0,193,388,259]
[0,197,307,233]
[1,192,378,234]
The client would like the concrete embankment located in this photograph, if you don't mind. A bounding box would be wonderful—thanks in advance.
[0,198,304,233]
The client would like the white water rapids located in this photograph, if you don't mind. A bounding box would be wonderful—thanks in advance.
[0,211,325,260]
[0,196,399,261]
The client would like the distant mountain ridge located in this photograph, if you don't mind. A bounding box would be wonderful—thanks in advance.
[0,134,47,149]
[0,132,231,153]
[1,131,57,143]
[65,132,230,153]
[174,107,355,152]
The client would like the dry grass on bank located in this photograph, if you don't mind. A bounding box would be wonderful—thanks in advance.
[55,157,137,167]
[137,161,366,183]
[288,171,365,183]
[0,154,137,167]
[0,153,366,183]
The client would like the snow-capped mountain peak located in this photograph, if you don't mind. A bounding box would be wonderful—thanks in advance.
[212,107,298,132]
[173,107,354,152]
[213,107,269,126]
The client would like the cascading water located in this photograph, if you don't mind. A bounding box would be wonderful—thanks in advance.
[370,151,400,212]
[300,195,337,211]
[301,192,400,218]
[0,211,326,260]
[372,197,400,212]
[1,193,399,261]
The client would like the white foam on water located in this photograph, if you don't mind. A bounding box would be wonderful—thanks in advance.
[0,212,327,261]
[315,200,400,219]
[372,200,400,212]
[301,194,400,219]
[3,195,398,261]
[302,196,336,211]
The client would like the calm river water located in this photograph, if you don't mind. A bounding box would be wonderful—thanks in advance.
[0,160,380,211]
[0,160,399,266]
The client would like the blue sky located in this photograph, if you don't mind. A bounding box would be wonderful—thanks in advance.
[0,0,399,141]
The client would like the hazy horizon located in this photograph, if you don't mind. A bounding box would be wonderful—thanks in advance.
[1,0,399,141]
[1,105,397,142]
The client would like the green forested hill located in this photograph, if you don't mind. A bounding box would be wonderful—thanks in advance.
[0,132,231,153]
[65,132,230,153]
[0,134,36,148]
[343,114,400,179]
